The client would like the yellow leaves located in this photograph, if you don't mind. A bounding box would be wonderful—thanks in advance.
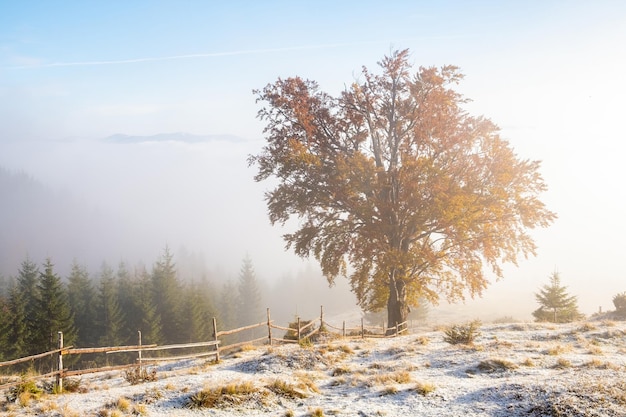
[286,138,320,167]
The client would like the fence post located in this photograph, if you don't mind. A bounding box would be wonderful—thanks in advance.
[342,321,346,338]
[267,308,273,346]
[137,331,142,370]
[212,317,220,362]
[320,305,324,330]
[56,332,63,392]
[297,316,301,342]
[361,318,365,339]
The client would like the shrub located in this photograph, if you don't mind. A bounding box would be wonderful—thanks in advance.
[57,378,83,393]
[6,378,43,403]
[284,319,314,340]
[123,367,157,385]
[613,292,626,317]
[443,320,481,345]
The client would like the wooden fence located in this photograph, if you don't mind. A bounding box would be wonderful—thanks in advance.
[0,306,407,392]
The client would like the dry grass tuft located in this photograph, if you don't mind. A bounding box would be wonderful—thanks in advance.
[368,370,412,386]
[546,344,572,356]
[475,358,518,373]
[578,322,597,332]
[60,403,81,417]
[116,397,131,412]
[307,407,325,417]
[186,381,259,409]
[554,358,572,369]
[267,379,309,399]
[37,400,58,414]
[332,366,352,376]
[380,386,399,396]
[412,381,436,396]
[587,345,603,355]
[582,358,619,370]
[414,335,430,345]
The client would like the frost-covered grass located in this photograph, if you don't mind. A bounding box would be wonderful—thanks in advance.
[3,320,626,416]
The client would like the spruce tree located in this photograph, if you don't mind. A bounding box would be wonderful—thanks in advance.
[136,266,163,345]
[532,272,582,323]
[237,256,262,327]
[116,261,141,343]
[151,246,182,343]
[0,274,9,298]
[16,257,40,354]
[180,282,211,342]
[2,284,28,359]
[0,293,10,360]
[96,262,125,346]
[218,280,238,331]
[67,260,98,346]
[32,258,75,355]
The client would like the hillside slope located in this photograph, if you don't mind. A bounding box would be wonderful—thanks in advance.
[3,320,626,416]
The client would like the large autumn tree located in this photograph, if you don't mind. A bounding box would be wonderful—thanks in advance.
[250,49,556,330]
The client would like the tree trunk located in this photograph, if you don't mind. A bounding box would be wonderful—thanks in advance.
[387,277,409,335]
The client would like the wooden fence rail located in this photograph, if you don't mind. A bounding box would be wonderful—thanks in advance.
[0,305,411,392]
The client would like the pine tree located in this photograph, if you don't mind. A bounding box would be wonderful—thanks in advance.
[613,292,626,318]
[96,262,126,346]
[2,284,28,359]
[16,257,40,354]
[151,246,182,343]
[237,256,262,328]
[180,281,212,342]
[67,260,98,346]
[116,261,141,343]
[0,274,9,298]
[32,258,75,355]
[532,272,582,323]
[218,280,238,331]
[136,266,163,345]
[0,292,10,360]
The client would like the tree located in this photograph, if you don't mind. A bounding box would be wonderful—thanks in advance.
[217,280,238,331]
[180,280,214,342]
[32,258,75,355]
[135,265,163,345]
[96,262,126,346]
[613,292,626,318]
[15,257,41,355]
[532,272,582,323]
[237,256,262,327]
[67,260,98,346]
[151,246,183,343]
[250,49,556,329]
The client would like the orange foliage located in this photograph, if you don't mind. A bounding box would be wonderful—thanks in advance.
[250,49,556,326]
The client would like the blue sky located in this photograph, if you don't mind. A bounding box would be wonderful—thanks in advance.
[1,1,626,318]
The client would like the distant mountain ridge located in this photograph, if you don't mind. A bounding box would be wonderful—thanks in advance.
[104,132,247,144]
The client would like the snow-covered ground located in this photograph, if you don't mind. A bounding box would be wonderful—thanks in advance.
[3,319,626,417]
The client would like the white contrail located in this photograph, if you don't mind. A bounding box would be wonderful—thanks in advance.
[4,42,370,70]
[3,37,463,70]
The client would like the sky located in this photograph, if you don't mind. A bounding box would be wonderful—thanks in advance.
[1,1,626,319]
